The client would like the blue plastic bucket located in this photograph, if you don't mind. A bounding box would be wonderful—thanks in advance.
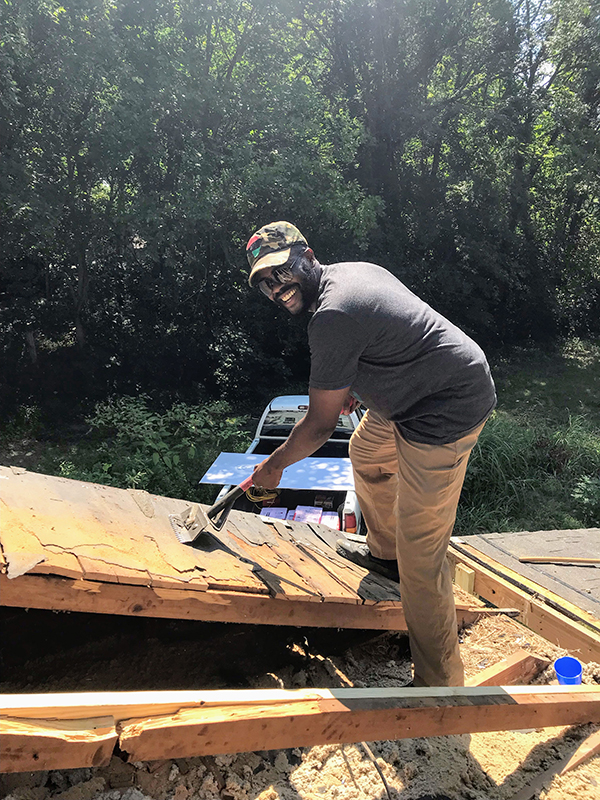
[554,656,583,685]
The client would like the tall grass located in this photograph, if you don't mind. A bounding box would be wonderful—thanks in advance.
[456,411,600,534]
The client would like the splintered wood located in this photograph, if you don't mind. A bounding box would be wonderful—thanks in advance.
[2,686,600,771]
[0,467,495,630]
[0,716,117,773]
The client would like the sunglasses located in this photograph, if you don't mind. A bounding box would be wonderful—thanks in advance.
[257,251,305,297]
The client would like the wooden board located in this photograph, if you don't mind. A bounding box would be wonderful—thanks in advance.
[448,542,600,662]
[466,649,550,687]
[1,689,344,721]
[519,556,600,565]
[0,572,411,629]
[561,728,600,774]
[116,685,600,761]
[0,716,116,773]
[10,684,593,722]
[6,686,598,770]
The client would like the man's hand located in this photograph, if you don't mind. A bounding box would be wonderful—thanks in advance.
[341,391,360,415]
[252,458,283,490]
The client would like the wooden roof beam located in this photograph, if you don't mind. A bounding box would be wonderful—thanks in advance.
[0,572,511,632]
[2,685,599,770]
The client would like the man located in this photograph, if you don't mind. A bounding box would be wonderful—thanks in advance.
[247,221,496,687]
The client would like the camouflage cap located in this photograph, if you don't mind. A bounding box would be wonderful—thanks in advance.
[246,221,308,287]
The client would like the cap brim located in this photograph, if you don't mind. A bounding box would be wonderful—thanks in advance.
[248,248,291,286]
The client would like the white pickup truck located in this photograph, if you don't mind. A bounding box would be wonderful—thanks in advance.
[213,395,364,533]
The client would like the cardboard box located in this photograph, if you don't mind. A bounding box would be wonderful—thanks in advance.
[320,511,340,530]
[293,506,323,524]
[259,507,288,519]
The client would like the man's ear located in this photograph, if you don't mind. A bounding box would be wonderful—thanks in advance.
[305,247,315,262]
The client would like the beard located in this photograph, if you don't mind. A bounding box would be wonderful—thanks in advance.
[275,282,308,315]
[273,254,321,315]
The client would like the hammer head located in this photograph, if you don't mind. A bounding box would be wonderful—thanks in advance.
[169,504,211,545]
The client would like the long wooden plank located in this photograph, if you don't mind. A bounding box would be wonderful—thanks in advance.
[0,716,117,773]
[0,571,497,631]
[466,649,550,687]
[117,686,600,761]
[0,688,341,720]
[0,572,409,629]
[448,543,600,662]
[9,684,579,722]
[4,687,597,771]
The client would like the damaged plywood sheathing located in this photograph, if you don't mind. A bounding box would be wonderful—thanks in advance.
[449,539,600,662]
[0,466,499,630]
[2,686,600,771]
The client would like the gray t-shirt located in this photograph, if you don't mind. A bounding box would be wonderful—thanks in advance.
[308,262,496,444]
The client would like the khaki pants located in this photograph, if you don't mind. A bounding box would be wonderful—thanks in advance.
[348,410,486,687]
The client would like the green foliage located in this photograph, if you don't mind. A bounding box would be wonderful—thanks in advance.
[572,475,600,519]
[1,0,600,417]
[0,0,381,414]
[490,338,600,424]
[41,396,250,502]
[455,338,600,533]
[0,404,43,442]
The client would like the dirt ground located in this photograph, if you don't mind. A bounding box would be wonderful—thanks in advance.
[1,606,599,800]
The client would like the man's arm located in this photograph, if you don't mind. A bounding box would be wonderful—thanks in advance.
[251,386,350,489]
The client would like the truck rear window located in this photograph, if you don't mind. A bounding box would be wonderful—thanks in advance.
[260,410,355,438]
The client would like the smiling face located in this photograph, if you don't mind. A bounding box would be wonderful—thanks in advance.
[261,249,321,316]
[275,281,304,314]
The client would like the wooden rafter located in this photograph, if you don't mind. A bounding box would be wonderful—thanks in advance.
[0,716,117,773]
[2,686,599,771]
[448,542,600,662]
[0,572,504,631]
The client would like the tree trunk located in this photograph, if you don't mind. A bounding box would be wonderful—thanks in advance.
[25,329,37,364]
